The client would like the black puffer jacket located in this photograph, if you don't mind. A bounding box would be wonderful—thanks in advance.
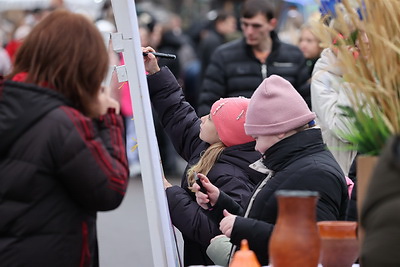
[208,129,348,265]
[147,67,265,266]
[0,80,129,267]
[197,32,310,116]
[198,28,226,78]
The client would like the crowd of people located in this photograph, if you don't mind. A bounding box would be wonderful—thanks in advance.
[1,0,398,266]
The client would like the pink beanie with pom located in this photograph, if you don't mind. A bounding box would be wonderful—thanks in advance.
[245,75,316,136]
[211,97,255,147]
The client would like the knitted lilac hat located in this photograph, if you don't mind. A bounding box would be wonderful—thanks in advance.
[245,75,316,136]
[211,97,255,147]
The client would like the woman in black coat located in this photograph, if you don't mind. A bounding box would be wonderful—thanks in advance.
[0,10,128,266]
[195,75,349,266]
[143,47,265,266]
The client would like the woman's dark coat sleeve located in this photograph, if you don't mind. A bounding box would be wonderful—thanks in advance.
[57,108,129,211]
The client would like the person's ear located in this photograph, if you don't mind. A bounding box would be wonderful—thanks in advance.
[269,18,277,30]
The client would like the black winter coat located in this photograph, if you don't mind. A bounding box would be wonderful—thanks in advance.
[198,28,226,78]
[0,80,129,267]
[147,67,265,266]
[208,129,348,265]
[197,32,310,116]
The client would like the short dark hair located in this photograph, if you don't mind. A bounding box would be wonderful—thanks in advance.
[9,9,109,115]
[215,10,235,23]
[240,0,276,21]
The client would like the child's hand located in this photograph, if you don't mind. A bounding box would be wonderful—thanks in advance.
[193,173,220,209]
[142,46,160,75]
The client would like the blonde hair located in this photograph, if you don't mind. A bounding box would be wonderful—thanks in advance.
[187,142,226,190]
[300,22,318,36]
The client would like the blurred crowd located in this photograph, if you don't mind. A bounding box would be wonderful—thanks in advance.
[0,0,321,178]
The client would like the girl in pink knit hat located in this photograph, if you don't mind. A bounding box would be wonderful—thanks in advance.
[194,74,349,266]
[142,46,265,266]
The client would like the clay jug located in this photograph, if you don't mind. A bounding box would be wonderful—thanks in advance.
[357,155,378,246]
[318,221,359,267]
[269,190,320,267]
[230,239,261,267]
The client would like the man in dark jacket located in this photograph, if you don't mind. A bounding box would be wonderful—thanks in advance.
[195,75,348,266]
[197,0,309,116]
[198,10,237,79]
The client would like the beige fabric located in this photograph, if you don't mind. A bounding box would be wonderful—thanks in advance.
[311,48,357,175]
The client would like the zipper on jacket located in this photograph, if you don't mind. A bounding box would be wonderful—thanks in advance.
[261,64,267,79]
[228,170,274,264]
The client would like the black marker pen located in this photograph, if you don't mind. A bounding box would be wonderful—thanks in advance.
[142,51,176,60]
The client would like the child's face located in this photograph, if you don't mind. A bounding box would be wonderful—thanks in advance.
[199,114,220,145]
[299,28,322,59]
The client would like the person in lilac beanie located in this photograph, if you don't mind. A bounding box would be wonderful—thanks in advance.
[194,75,349,266]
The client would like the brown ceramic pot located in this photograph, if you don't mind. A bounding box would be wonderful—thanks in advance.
[269,190,320,267]
[357,156,378,246]
[317,221,359,267]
